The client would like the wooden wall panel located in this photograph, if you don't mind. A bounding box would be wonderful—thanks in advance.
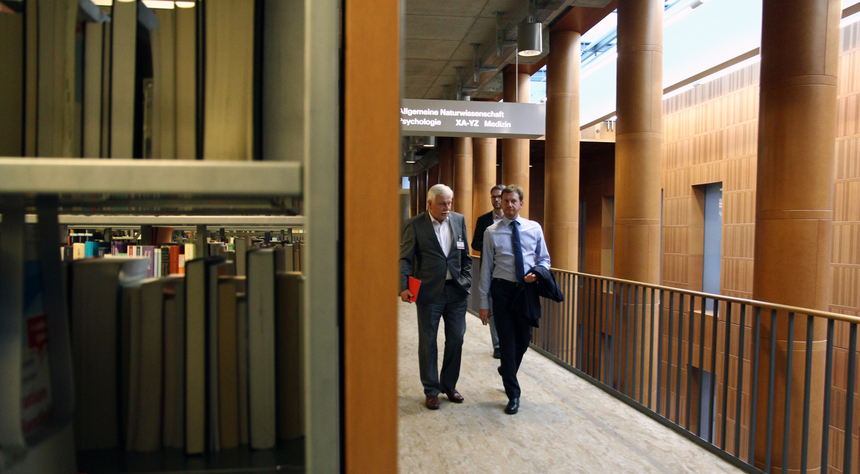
[835,23,860,332]
[662,63,758,297]
[657,22,860,473]
[579,147,615,275]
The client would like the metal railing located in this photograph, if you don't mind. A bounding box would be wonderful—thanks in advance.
[531,270,860,474]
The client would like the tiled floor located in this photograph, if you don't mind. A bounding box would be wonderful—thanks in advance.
[397,299,744,473]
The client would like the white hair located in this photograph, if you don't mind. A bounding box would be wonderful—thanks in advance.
[427,184,453,202]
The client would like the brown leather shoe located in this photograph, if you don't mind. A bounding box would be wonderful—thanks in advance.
[440,385,464,403]
[425,395,440,410]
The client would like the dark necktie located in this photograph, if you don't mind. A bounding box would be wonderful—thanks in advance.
[511,220,524,282]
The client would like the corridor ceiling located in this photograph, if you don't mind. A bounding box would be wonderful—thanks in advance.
[402,0,614,100]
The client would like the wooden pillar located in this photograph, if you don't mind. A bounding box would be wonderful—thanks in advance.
[529,153,544,229]
[409,175,418,217]
[473,137,497,233]
[453,137,473,240]
[438,137,454,188]
[502,66,530,217]
[418,169,428,213]
[752,1,839,471]
[613,0,662,285]
[343,0,399,469]
[614,0,663,407]
[544,29,581,271]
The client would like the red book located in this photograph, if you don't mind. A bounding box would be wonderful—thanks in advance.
[169,245,180,275]
[408,276,421,302]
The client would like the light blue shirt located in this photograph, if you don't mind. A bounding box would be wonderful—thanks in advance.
[478,214,550,309]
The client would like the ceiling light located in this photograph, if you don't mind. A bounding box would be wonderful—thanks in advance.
[518,0,542,57]
[175,1,195,6]
[142,0,175,8]
[518,20,542,56]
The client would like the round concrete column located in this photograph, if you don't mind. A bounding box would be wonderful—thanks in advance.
[454,137,473,240]
[545,29,581,271]
[752,1,839,471]
[613,0,662,285]
[502,66,531,218]
[473,137,498,234]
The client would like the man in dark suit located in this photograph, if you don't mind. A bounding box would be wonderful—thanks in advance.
[478,185,551,415]
[471,184,506,359]
[400,184,472,410]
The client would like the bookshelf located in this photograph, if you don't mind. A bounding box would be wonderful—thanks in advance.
[1,0,344,472]
[0,174,322,473]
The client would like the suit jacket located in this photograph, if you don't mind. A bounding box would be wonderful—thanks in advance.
[512,266,563,328]
[400,211,472,306]
[471,210,497,252]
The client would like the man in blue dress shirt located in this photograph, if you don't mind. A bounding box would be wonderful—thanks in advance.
[478,184,551,415]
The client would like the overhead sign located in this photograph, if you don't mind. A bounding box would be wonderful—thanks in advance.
[400,99,545,139]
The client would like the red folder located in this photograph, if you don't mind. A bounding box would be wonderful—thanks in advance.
[408,276,421,302]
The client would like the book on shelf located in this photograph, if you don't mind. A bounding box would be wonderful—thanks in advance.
[184,243,196,262]
[234,279,249,446]
[184,256,228,455]
[218,276,240,450]
[246,248,276,450]
[72,242,85,260]
[111,241,128,256]
[120,277,143,450]
[0,216,74,471]
[292,242,302,272]
[69,257,149,450]
[157,246,172,277]
[124,275,184,452]
[167,244,180,275]
[235,237,250,277]
[60,246,73,262]
[84,241,98,258]
[162,277,186,449]
[207,260,232,453]
[130,245,156,278]
[209,243,228,258]
[275,244,293,273]
[276,271,303,441]
[153,248,163,277]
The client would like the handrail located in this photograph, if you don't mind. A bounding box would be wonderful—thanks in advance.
[532,270,859,473]
[552,268,860,325]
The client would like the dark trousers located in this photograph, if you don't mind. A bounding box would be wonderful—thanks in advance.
[491,279,533,400]
[416,282,468,396]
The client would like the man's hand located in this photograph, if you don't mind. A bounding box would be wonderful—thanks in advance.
[400,289,414,303]
[524,272,537,283]
[479,309,490,325]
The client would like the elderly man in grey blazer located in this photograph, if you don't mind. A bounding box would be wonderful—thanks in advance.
[400,184,472,410]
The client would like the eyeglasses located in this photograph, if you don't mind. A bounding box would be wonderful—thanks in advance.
[491,195,502,200]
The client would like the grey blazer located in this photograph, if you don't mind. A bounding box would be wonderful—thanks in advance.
[399,211,472,306]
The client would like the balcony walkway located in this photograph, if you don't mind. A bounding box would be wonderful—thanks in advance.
[397,300,743,473]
